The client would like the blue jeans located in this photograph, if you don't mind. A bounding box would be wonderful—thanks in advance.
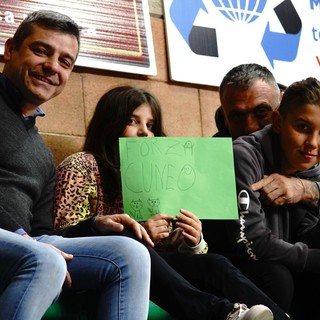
[36,234,151,320]
[0,228,66,320]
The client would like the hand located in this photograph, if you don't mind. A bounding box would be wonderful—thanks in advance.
[22,235,73,288]
[175,209,201,247]
[251,174,304,205]
[94,214,154,247]
[42,243,73,288]
[142,213,174,243]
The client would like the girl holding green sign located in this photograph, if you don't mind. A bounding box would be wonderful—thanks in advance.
[54,86,292,320]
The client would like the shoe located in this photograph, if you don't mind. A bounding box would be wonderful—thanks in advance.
[226,303,274,320]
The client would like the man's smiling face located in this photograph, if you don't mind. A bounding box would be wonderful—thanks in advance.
[3,24,78,108]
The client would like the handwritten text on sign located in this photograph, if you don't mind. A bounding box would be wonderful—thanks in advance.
[119,137,238,221]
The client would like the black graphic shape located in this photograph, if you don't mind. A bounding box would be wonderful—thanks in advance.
[274,0,301,34]
[188,26,219,57]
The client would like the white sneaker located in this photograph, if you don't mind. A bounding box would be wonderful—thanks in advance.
[226,303,274,320]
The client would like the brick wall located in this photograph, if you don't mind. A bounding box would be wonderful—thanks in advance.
[0,16,220,165]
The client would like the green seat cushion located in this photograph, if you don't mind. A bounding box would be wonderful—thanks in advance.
[147,301,174,320]
[43,292,174,320]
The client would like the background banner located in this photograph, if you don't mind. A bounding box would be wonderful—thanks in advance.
[0,0,156,75]
[164,0,320,87]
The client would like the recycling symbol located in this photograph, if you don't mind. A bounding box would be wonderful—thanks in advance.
[169,0,302,68]
[169,0,218,57]
[261,0,302,67]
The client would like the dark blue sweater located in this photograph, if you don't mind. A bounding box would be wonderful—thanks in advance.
[0,73,94,237]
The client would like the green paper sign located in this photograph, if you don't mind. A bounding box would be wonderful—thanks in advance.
[119,137,238,221]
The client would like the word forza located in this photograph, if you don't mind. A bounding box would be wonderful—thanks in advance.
[122,138,195,160]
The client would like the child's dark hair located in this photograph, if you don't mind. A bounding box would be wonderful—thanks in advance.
[84,86,166,203]
[278,77,320,116]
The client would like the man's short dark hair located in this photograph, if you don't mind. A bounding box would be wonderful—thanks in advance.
[219,63,279,99]
[12,10,81,51]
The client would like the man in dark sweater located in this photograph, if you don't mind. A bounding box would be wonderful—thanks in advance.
[211,64,319,207]
[204,63,320,316]
[0,10,153,320]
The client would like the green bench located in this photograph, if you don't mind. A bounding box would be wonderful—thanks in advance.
[43,291,174,320]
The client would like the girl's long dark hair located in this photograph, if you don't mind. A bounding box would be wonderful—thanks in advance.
[83,86,166,203]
